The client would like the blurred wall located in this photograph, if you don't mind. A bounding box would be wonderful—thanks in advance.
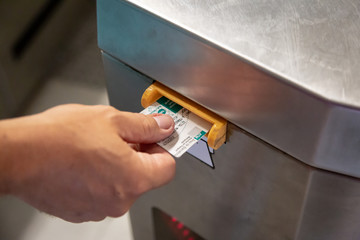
[0,0,95,119]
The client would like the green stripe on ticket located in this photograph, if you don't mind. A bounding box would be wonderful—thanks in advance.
[157,96,183,113]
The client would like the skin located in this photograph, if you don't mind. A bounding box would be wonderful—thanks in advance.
[0,104,175,223]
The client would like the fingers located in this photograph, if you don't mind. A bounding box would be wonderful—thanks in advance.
[134,144,176,190]
[114,112,175,144]
[62,212,106,223]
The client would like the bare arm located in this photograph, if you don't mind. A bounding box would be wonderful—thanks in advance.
[0,104,175,222]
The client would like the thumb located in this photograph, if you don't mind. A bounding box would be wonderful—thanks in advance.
[115,112,174,144]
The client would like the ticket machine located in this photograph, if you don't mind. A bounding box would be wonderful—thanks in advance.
[97,1,360,239]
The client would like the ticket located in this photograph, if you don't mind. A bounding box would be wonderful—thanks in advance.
[140,96,212,158]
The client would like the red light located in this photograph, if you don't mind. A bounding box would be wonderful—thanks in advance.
[183,229,190,236]
[187,237,195,240]
[171,217,177,222]
[176,222,184,229]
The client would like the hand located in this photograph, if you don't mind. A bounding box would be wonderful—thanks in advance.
[0,104,175,223]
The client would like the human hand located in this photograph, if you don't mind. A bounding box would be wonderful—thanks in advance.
[0,104,175,222]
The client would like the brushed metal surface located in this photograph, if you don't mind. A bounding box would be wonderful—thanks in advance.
[127,0,360,107]
[130,123,360,240]
[102,52,152,113]
[97,0,360,177]
[102,53,360,239]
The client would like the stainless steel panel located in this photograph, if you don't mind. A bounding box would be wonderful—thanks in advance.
[99,3,360,238]
[97,0,360,177]
[296,171,360,240]
[102,52,152,112]
[130,123,360,240]
[126,0,360,108]
[101,53,360,239]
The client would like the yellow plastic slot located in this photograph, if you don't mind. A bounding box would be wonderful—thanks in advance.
[141,81,227,150]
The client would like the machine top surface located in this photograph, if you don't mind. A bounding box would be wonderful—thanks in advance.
[98,0,360,177]
[126,0,360,108]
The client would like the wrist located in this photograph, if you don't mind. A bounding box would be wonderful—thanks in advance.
[0,119,15,195]
[0,115,39,195]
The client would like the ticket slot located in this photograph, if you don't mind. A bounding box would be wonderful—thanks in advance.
[141,81,227,150]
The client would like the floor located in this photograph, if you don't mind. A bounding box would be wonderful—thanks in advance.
[0,5,134,240]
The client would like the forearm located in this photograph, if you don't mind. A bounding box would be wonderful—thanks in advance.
[0,118,17,195]
[0,115,39,195]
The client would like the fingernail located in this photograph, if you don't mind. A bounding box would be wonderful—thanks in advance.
[153,114,174,130]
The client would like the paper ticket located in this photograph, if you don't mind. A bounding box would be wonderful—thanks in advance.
[140,96,212,158]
